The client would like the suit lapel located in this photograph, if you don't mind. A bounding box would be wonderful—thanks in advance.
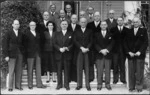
[136,28,141,36]
[12,30,17,38]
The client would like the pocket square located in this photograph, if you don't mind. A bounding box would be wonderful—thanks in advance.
[69,36,72,38]
[141,35,143,36]
[109,37,111,39]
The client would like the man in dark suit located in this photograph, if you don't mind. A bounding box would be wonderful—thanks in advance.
[67,14,80,82]
[87,11,101,82]
[111,17,128,84]
[94,21,114,90]
[86,7,94,23]
[49,4,59,24]
[74,17,93,91]
[24,21,46,89]
[105,10,117,31]
[3,20,24,91]
[37,11,49,76]
[87,11,101,33]
[54,20,73,90]
[67,14,80,32]
[65,4,72,21]
[55,10,70,31]
[124,17,148,92]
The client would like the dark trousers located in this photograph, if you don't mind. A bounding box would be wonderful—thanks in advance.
[56,54,70,88]
[27,53,43,87]
[8,53,23,89]
[44,51,56,72]
[113,50,126,82]
[96,58,111,86]
[77,52,90,87]
[128,58,144,90]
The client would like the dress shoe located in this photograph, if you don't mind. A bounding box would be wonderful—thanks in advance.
[66,87,70,90]
[28,87,33,89]
[121,81,126,84]
[129,88,135,92]
[113,81,118,84]
[46,80,50,83]
[8,89,13,91]
[75,86,82,90]
[56,86,62,90]
[37,85,47,88]
[86,87,91,91]
[15,87,23,90]
[106,86,112,90]
[137,89,142,92]
[97,87,102,91]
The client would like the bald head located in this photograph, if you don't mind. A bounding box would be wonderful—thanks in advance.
[71,14,78,24]
[43,11,49,21]
[79,11,86,18]
[133,17,141,28]
[80,17,87,28]
[12,19,20,30]
[94,11,101,22]
[59,10,65,18]
[109,9,115,19]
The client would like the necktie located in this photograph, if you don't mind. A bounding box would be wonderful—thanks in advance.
[119,26,122,32]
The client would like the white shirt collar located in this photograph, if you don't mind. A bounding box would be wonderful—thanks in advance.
[62,30,67,36]
[30,30,36,36]
[44,20,48,26]
[13,29,18,36]
[51,12,55,14]
[118,25,123,29]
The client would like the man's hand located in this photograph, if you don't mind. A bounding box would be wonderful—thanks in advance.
[135,51,141,56]
[129,52,135,57]
[64,47,69,51]
[80,47,89,53]
[5,56,9,62]
[59,48,65,53]
[99,49,109,56]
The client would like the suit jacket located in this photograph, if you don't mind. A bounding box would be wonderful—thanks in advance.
[87,21,101,34]
[86,14,94,23]
[55,18,71,32]
[73,28,93,52]
[67,23,81,32]
[111,26,129,53]
[94,29,114,59]
[49,11,59,24]
[37,21,48,51]
[65,12,72,22]
[124,28,148,59]
[54,30,73,60]
[105,18,117,31]
[2,29,25,58]
[24,30,41,58]
[43,31,55,52]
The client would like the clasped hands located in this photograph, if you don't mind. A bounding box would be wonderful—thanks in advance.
[128,51,141,57]
[80,47,89,53]
[99,49,109,56]
[59,47,69,53]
